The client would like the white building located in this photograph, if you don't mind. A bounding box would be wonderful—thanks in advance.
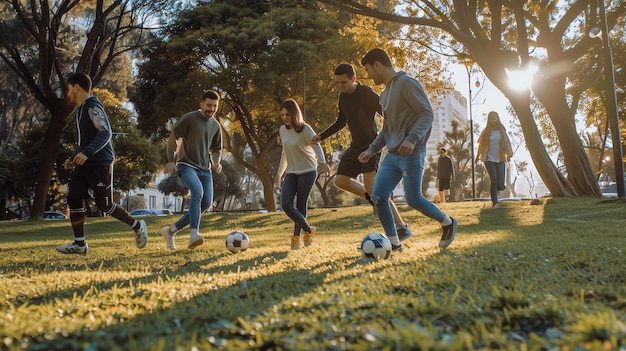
[119,173,185,213]
[428,89,470,160]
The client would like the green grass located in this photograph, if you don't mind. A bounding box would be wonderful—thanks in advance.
[1,198,625,350]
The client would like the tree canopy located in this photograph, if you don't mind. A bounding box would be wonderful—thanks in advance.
[133,0,450,211]
[0,0,172,218]
[318,0,626,197]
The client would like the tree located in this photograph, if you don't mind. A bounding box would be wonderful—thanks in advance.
[318,0,626,197]
[213,161,245,212]
[94,89,160,191]
[516,160,536,198]
[0,148,30,219]
[579,15,626,183]
[133,0,451,211]
[16,88,159,212]
[0,0,171,218]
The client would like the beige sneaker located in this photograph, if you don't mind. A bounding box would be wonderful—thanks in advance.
[187,234,204,249]
[291,235,301,250]
[303,226,315,247]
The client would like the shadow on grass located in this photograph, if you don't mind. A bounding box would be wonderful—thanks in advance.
[4,200,625,350]
[28,253,367,350]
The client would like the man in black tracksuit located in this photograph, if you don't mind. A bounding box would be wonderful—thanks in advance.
[56,72,148,254]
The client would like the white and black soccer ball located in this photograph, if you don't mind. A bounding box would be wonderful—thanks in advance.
[359,232,392,259]
[225,230,250,253]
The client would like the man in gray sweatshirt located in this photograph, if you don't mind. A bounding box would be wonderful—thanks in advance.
[357,48,458,252]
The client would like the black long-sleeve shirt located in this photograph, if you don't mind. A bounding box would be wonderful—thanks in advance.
[437,155,455,179]
[319,83,380,150]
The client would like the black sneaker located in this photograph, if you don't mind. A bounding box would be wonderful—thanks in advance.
[392,244,403,252]
[439,217,458,249]
[397,226,412,242]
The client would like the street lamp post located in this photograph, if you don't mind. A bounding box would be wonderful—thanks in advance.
[465,63,480,199]
[590,1,625,197]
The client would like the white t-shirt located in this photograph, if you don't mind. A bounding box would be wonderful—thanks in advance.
[487,130,502,162]
[279,124,320,174]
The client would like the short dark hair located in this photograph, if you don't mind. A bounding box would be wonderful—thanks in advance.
[334,63,355,79]
[361,48,393,68]
[67,72,92,93]
[440,148,446,152]
[202,90,220,101]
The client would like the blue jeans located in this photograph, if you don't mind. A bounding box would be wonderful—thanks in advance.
[281,170,317,236]
[372,149,446,237]
[485,161,506,206]
[175,164,213,230]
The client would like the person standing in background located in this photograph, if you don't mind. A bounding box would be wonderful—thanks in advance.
[437,148,455,203]
[475,111,512,208]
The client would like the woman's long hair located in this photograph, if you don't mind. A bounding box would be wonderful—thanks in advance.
[280,98,305,133]
[478,111,507,144]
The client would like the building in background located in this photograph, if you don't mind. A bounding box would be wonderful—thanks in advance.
[114,173,185,213]
[428,89,470,161]
[423,90,470,198]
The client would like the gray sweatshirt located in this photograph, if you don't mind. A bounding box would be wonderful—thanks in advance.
[367,71,434,155]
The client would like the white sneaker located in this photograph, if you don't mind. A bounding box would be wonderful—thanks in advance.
[161,226,177,251]
[187,234,204,249]
[56,242,88,254]
[134,220,148,249]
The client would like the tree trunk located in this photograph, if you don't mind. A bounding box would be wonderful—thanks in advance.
[507,94,577,197]
[536,83,603,197]
[256,157,276,212]
[30,104,74,219]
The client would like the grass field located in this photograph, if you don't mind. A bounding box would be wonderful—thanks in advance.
[0,198,625,350]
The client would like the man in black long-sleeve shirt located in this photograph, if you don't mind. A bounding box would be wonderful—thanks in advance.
[437,148,455,203]
[312,63,411,241]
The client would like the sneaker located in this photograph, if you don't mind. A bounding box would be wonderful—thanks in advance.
[303,226,315,247]
[187,234,204,249]
[291,235,301,250]
[161,226,177,251]
[397,225,412,242]
[392,244,403,253]
[134,220,148,249]
[56,242,88,254]
[439,217,458,249]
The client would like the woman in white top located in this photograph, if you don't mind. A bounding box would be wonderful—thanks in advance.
[475,111,513,208]
[275,99,330,250]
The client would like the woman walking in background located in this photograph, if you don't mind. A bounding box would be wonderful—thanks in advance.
[475,111,513,208]
[275,99,330,250]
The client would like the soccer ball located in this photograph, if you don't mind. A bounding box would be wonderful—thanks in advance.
[225,230,250,253]
[359,232,392,259]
